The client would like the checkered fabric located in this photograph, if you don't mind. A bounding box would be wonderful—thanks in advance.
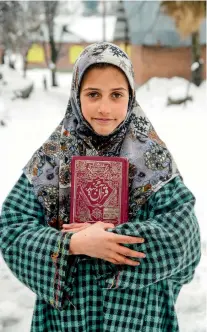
[0,174,201,332]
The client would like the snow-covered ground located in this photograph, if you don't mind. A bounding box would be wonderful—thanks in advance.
[0,68,206,332]
[0,65,33,101]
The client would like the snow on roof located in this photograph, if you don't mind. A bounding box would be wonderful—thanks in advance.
[68,16,116,42]
[37,15,116,44]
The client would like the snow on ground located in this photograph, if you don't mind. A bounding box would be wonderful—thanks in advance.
[0,68,206,332]
[0,65,33,101]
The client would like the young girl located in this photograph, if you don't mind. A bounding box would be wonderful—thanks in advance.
[0,42,201,331]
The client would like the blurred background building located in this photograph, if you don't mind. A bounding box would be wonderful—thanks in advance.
[0,0,206,86]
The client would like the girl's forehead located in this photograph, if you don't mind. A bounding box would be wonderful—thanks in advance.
[80,66,130,88]
[83,65,127,78]
[72,42,135,96]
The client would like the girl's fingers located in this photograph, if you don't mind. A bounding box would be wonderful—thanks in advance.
[114,244,146,259]
[62,225,91,233]
[62,223,89,228]
[110,233,145,244]
[62,223,83,227]
[110,253,140,266]
[62,229,80,233]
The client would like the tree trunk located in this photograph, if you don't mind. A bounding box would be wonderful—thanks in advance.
[191,31,203,86]
[50,35,58,87]
[51,68,58,87]
[23,48,30,78]
[23,57,28,78]
[1,50,5,64]
[9,56,15,70]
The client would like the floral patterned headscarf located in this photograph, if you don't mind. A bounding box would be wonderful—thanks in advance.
[23,42,179,230]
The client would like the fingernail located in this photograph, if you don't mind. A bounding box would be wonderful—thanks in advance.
[140,238,145,243]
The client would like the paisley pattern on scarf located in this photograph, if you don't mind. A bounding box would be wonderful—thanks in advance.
[23,42,179,230]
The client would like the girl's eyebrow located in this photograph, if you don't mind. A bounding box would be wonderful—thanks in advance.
[83,87,127,92]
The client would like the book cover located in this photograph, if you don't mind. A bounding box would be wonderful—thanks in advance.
[70,156,129,225]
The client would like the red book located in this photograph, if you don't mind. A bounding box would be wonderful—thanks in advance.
[70,156,129,225]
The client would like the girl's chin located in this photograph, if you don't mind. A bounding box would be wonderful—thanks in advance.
[92,127,115,136]
[91,124,117,136]
[94,131,113,136]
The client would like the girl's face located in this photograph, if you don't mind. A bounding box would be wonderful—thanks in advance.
[80,66,130,136]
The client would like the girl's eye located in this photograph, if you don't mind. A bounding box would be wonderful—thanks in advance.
[88,92,99,98]
[112,93,122,99]
[87,92,122,99]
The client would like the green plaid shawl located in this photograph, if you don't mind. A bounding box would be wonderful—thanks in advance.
[0,174,201,331]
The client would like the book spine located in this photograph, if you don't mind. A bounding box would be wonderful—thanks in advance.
[70,160,75,223]
[122,159,129,223]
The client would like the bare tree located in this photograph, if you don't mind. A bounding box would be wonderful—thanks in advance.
[42,1,60,87]
[0,1,22,68]
[41,1,83,87]
[0,1,41,75]
[161,1,206,86]
[20,2,42,78]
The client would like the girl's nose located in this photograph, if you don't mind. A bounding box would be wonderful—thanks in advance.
[98,99,110,114]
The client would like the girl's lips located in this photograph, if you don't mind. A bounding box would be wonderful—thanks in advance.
[93,118,113,122]
[93,118,115,126]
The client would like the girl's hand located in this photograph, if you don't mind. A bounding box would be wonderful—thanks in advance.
[62,223,91,233]
[70,221,145,266]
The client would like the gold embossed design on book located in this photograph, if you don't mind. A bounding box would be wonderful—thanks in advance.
[70,157,129,225]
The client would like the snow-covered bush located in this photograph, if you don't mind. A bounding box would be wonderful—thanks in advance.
[0,65,33,101]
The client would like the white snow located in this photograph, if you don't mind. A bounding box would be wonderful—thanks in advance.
[0,65,32,100]
[0,98,7,123]
[39,15,116,43]
[167,84,191,100]
[191,62,200,71]
[68,16,116,42]
[0,68,206,332]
